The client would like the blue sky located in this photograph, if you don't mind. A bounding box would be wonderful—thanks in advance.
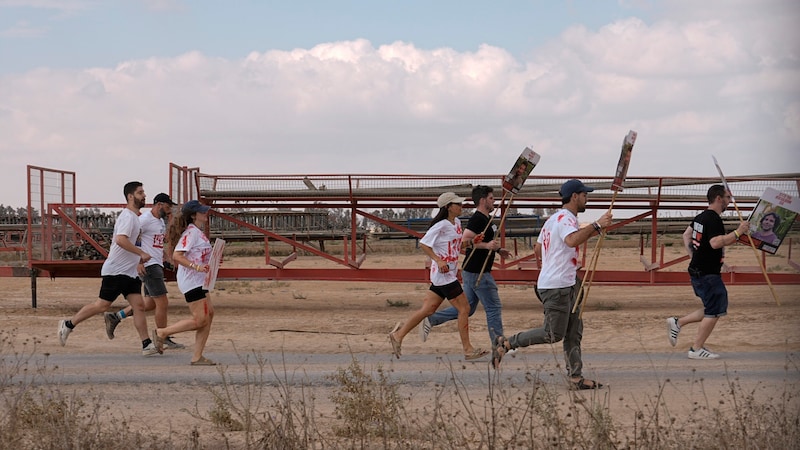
[1,0,798,208]
[1,1,647,73]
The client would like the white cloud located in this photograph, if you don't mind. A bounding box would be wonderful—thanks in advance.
[1,2,798,208]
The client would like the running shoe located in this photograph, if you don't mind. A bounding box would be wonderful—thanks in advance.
[104,312,121,340]
[666,317,680,347]
[58,320,71,346]
[420,317,431,342]
[688,347,720,360]
[164,336,186,350]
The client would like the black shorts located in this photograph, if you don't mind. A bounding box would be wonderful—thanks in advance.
[184,286,209,303]
[98,275,142,302]
[429,280,464,300]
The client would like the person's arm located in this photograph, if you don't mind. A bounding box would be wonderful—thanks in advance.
[115,235,151,263]
[564,211,612,248]
[421,243,449,273]
[682,225,694,257]
[709,220,749,250]
[172,250,208,273]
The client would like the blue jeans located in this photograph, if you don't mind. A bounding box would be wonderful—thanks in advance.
[428,270,504,346]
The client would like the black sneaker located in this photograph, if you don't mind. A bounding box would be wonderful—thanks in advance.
[104,312,121,340]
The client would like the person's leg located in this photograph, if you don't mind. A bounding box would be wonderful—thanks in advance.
[70,298,114,326]
[563,285,585,380]
[690,274,728,352]
[393,291,444,343]
[448,293,477,355]
[693,317,719,350]
[68,275,123,330]
[508,287,570,349]
[152,295,169,329]
[126,293,150,341]
[428,275,479,327]
[678,309,704,328]
[190,297,214,363]
[469,271,503,346]
[156,296,214,362]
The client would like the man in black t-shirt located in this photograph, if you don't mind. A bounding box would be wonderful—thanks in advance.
[420,185,511,349]
[666,184,749,359]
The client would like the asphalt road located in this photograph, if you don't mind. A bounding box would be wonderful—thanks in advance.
[36,350,799,389]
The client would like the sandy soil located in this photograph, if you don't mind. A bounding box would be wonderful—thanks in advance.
[1,245,799,445]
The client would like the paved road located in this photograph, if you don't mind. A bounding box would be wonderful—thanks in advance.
[36,350,799,388]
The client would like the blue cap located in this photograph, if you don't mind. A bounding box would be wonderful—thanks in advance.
[559,179,594,198]
[182,200,211,214]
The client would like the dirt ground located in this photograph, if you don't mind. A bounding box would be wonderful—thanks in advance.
[1,245,799,445]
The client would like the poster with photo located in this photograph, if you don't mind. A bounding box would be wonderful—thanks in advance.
[741,188,798,254]
[502,147,541,194]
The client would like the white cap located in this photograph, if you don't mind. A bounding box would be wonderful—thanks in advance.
[437,192,466,208]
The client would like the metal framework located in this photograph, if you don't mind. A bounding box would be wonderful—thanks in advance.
[10,164,800,295]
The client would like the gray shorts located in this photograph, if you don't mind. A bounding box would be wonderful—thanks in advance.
[142,264,168,297]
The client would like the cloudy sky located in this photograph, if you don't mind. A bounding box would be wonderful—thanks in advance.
[1,0,798,208]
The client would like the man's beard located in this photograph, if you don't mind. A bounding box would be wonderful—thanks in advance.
[135,197,145,209]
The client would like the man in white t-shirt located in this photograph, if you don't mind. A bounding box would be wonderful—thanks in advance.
[58,182,159,356]
[103,193,185,350]
[491,179,612,390]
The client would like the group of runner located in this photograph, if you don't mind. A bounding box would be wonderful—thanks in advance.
[57,181,217,366]
[390,181,747,390]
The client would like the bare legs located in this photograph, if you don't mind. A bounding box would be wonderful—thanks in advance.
[71,293,148,340]
[390,291,477,356]
[155,295,214,363]
[678,308,719,350]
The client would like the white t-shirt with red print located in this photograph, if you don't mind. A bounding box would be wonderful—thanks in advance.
[536,208,580,289]
[174,224,212,294]
[138,211,167,268]
[419,218,463,286]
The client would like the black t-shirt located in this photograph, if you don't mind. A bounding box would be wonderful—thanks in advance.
[462,211,496,273]
[688,209,725,275]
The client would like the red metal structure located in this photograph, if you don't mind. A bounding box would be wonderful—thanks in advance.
[10,164,800,307]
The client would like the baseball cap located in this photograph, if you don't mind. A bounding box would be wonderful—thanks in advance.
[559,179,595,198]
[182,199,211,214]
[153,193,177,205]
[437,192,466,208]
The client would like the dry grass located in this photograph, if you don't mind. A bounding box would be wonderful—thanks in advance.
[2,329,798,449]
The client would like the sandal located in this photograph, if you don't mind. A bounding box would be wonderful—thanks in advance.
[570,377,603,390]
[492,336,509,369]
[190,356,217,366]
[151,329,164,354]
[388,322,402,359]
[464,348,489,361]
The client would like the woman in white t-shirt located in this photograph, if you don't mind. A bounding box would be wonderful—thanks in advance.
[153,200,216,365]
[388,192,488,361]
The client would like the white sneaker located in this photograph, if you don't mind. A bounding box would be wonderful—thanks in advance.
[58,320,71,346]
[688,347,720,360]
[420,317,431,342]
[505,348,518,356]
[666,317,680,347]
[142,342,160,356]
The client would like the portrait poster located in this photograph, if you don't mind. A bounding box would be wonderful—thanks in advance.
[502,147,541,194]
[741,188,798,254]
[611,130,637,192]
